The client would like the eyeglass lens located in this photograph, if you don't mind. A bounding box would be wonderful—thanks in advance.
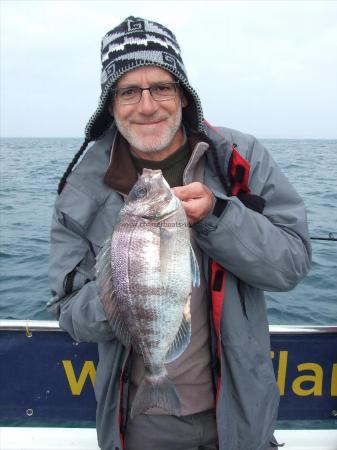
[114,82,179,104]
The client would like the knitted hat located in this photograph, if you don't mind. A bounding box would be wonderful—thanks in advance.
[85,16,204,141]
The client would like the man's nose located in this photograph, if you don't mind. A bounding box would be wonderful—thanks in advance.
[138,90,159,115]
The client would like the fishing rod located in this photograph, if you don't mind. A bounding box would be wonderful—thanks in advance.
[310,233,337,242]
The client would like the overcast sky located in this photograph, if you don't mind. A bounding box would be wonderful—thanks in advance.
[1,0,337,138]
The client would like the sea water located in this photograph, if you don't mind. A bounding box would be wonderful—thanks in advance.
[0,137,336,324]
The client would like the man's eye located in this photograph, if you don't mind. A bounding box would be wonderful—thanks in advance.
[154,84,172,93]
[120,88,139,97]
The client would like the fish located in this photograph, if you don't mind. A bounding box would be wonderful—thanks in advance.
[96,168,200,418]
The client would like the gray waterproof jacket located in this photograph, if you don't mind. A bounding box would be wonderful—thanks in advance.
[48,123,311,450]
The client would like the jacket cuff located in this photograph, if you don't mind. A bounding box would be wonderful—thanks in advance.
[237,192,266,214]
[212,197,228,218]
[192,197,228,235]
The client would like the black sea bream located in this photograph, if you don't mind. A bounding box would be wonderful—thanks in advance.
[96,169,199,418]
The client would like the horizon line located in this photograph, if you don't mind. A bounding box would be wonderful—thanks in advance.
[1,136,337,140]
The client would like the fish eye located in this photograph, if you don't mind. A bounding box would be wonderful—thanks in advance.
[135,185,148,199]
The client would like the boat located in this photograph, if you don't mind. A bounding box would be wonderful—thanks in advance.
[1,320,336,449]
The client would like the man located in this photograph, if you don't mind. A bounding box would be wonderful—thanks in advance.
[48,16,311,450]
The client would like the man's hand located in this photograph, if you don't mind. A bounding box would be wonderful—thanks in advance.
[172,183,215,225]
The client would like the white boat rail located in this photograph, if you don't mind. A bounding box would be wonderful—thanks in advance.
[1,319,337,334]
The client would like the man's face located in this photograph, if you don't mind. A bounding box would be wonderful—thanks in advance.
[110,66,187,158]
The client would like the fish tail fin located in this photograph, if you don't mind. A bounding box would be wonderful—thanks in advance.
[130,372,181,419]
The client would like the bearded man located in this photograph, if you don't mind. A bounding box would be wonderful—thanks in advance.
[48,16,311,450]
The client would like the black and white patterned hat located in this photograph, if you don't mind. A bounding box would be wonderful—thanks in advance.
[85,16,204,141]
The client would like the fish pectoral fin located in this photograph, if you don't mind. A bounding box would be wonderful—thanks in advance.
[190,243,200,287]
[165,313,191,364]
[95,237,131,348]
[159,226,176,284]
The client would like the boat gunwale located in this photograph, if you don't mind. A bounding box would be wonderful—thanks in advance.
[0,319,337,334]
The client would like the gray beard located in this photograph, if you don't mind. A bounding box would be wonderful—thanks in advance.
[114,108,182,154]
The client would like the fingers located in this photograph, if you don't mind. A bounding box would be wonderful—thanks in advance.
[172,182,206,201]
[172,183,215,225]
[181,196,212,225]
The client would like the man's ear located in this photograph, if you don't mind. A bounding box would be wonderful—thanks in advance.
[108,103,114,117]
[182,94,188,108]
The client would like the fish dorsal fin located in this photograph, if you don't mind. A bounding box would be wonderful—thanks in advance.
[95,238,131,348]
[190,243,200,287]
[165,299,191,364]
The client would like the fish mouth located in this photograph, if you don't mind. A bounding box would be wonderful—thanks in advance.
[141,196,181,221]
[141,209,178,221]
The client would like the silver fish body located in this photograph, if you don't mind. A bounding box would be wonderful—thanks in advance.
[96,169,199,418]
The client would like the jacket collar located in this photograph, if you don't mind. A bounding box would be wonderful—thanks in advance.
[103,132,138,196]
[103,128,209,195]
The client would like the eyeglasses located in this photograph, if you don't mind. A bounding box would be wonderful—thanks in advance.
[112,81,180,105]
